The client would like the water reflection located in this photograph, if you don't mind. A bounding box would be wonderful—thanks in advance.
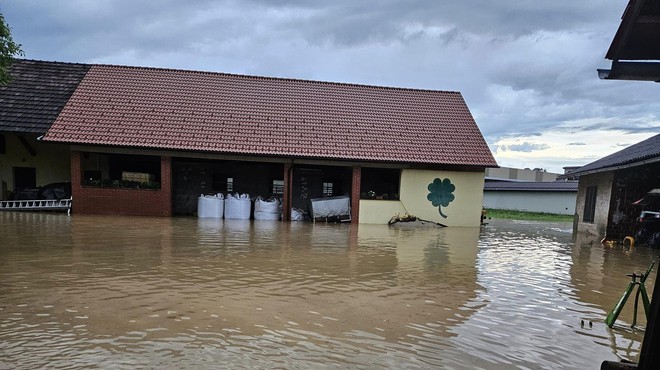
[0,213,654,368]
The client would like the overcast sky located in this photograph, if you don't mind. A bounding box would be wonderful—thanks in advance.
[2,0,658,173]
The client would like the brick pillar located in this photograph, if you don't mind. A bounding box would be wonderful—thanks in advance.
[70,151,82,215]
[160,156,172,216]
[282,163,292,221]
[351,166,361,224]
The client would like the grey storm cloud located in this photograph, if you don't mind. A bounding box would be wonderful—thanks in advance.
[1,0,659,173]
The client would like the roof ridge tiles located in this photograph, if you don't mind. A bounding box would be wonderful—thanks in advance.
[87,62,463,95]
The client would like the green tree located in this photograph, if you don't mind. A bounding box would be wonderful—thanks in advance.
[0,12,24,85]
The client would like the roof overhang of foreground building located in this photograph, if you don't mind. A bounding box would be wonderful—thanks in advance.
[598,0,660,82]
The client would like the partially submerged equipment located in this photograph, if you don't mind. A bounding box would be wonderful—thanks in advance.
[605,258,656,328]
[309,195,351,222]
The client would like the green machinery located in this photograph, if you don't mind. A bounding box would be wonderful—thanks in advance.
[605,259,656,328]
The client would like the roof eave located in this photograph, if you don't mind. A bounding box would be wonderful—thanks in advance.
[598,61,660,82]
[560,156,660,179]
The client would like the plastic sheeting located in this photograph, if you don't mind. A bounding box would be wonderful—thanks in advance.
[291,208,306,221]
[254,197,280,220]
[225,193,251,219]
[198,194,225,218]
[309,195,351,220]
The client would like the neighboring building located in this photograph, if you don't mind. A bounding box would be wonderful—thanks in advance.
[485,166,560,182]
[483,166,577,215]
[595,2,660,368]
[565,134,660,239]
[19,62,498,226]
[483,181,577,215]
[0,60,90,200]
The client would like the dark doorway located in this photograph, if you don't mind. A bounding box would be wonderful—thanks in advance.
[14,167,36,190]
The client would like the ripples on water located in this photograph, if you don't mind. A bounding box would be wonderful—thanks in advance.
[0,213,656,369]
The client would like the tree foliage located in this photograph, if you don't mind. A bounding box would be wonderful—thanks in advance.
[0,12,24,85]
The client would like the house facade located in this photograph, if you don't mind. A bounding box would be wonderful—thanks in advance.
[5,61,497,226]
[567,134,660,239]
[0,60,89,200]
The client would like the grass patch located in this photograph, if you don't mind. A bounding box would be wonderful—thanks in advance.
[484,208,574,222]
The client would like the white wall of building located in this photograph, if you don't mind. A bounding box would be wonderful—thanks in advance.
[483,191,576,215]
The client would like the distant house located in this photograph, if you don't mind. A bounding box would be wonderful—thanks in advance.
[0,61,498,225]
[485,166,560,182]
[0,60,89,200]
[483,166,577,215]
[565,134,660,239]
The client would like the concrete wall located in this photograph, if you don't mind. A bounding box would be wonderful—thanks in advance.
[359,200,406,224]
[574,172,614,237]
[0,134,70,199]
[360,168,485,226]
[483,191,576,215]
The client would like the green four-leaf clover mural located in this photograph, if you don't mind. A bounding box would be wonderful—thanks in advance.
[427,178,455,218]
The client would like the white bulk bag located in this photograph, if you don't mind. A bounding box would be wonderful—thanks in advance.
[198,193,224,218]
[254,197,280,220]
[225,193,251,219]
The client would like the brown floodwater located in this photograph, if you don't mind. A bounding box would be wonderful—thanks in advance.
[0,212,656,369]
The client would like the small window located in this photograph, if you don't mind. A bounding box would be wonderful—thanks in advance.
[0,134,5,154]
[360,168,400,200]
[80,152,160,189]
[272,179,284,195]
[322,182,333,197]
[583,185,597,223]
[212,175,234,193]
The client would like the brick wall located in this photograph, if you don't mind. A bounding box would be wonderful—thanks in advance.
[351,166,361,224]
[71,152,172,216]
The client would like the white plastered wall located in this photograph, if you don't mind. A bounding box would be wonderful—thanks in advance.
[360,168,485,227]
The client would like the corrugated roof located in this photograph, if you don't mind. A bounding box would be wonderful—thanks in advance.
[0,60,91,134]
[484,181,578,192]
[43,64,497,166]
[565,133,660,177]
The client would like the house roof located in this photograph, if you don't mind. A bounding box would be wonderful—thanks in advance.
[598,0,660,81]
[564,133,660,177]
[42,64,497,167]
[0,60,91,134]
[484,181,578,192]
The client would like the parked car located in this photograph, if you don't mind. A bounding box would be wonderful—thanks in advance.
[9,182,71,201]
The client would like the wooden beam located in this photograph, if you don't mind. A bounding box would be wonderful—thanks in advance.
[17,135,36,156]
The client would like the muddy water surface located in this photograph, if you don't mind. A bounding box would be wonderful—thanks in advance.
[0,213,656,369]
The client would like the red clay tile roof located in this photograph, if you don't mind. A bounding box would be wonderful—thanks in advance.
[43,64,497,166]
